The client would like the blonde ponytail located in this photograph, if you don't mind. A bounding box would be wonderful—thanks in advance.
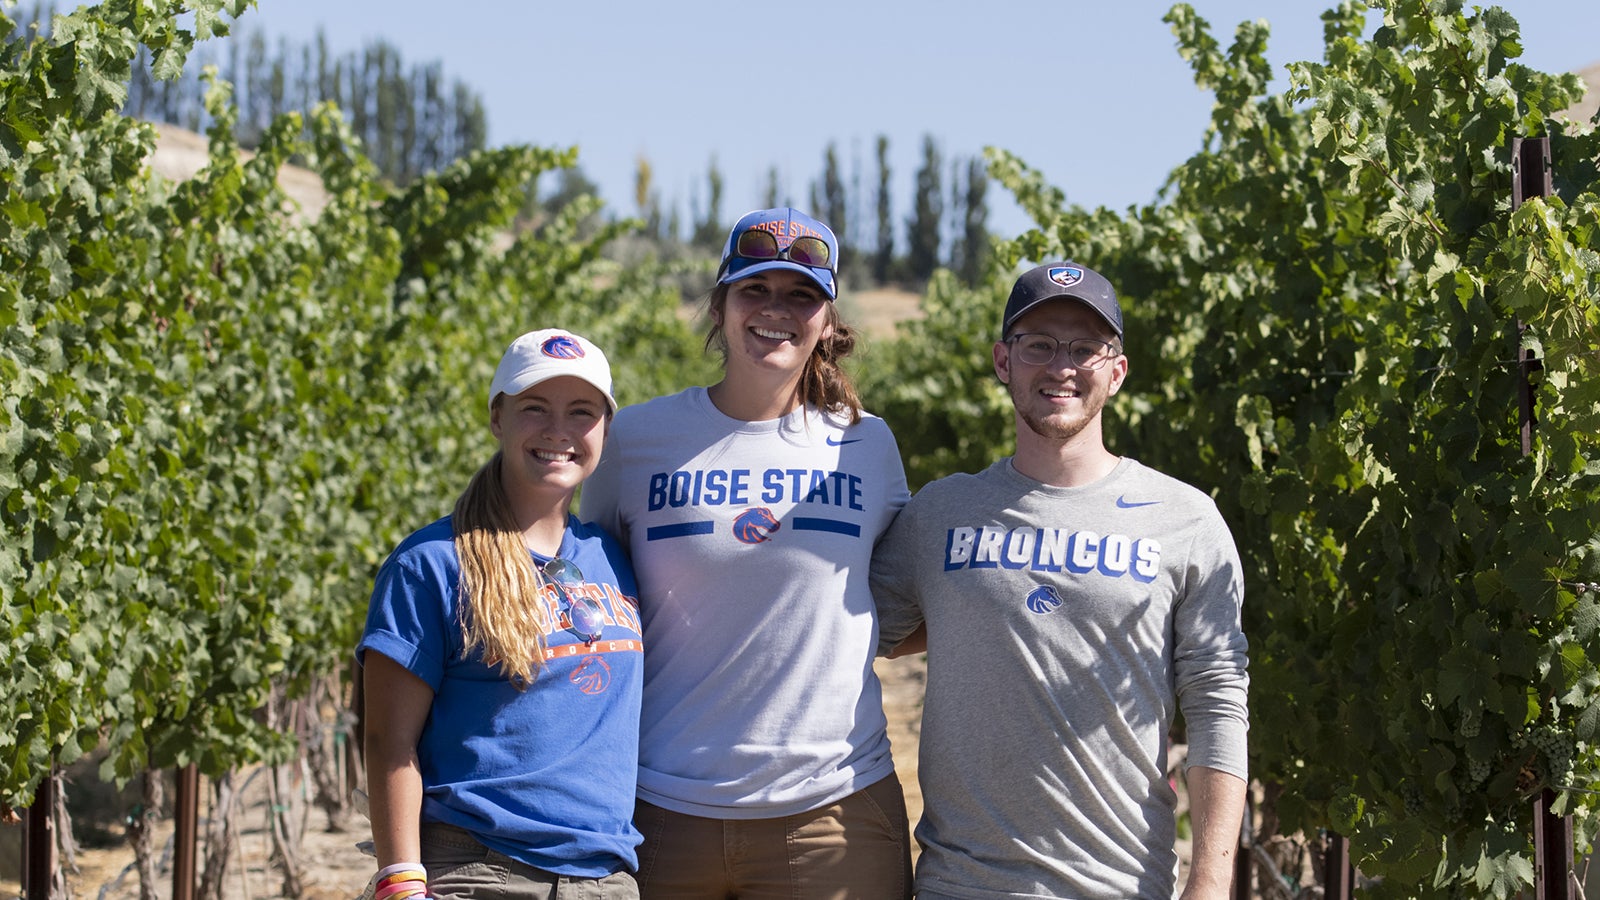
[452,451,550,686]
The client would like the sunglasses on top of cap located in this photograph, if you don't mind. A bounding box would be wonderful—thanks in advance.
[722,228,836,277]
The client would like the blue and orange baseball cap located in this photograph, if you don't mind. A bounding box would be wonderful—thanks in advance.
[716,207,839,300]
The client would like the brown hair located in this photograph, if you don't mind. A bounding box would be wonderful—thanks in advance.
[704,283,863,425]
[451,447,550,686]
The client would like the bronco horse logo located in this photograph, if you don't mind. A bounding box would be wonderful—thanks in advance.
[1025,585,1065,615]
[540,334,586,359]
[733,507,782,544]
[570,656,611,695]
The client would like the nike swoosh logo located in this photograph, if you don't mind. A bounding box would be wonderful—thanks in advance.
[826,436,862,446]
[1116,496,1161,509]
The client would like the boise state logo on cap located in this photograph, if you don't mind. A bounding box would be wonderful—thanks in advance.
[488,328,617,413]
[733,507,782,544]
[1048,266,1084,288]
[541,334,586,360]
[718,207,839,300]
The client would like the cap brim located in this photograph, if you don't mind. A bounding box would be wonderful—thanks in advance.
[719,258,836,299]
[496,371,618,413]
[1004,296,1122,338]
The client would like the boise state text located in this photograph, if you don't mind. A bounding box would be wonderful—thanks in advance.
[648,468,865,511]
[944,525,1161,583]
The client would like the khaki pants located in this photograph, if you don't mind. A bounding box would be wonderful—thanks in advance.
[420,822,640,900]
[632,773,912,900]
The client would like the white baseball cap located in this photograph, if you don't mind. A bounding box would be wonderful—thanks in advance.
[488,329,617,413]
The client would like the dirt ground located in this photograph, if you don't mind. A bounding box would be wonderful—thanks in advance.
[0,657,931,900]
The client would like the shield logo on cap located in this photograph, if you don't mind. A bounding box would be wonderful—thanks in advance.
[1048,266,1083,288]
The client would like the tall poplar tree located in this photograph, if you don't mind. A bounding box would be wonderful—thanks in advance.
[821,142,847,258]
[762,166,782,209]
[316,31,334,108]
[849,138,865,279]
[946,158,965,276]
[906,134,943,282]
[243,29,268,143]
[873,135,893,285]
[635,155,664,240]
[959,156,990,286]
[417,63,443,173]
[691,157,725,249]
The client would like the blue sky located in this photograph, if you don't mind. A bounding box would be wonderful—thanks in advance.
[238,1,1598,241]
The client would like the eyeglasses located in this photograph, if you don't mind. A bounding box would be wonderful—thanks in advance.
[727,227,835,273]
[542,557,606,644]
[1005,334,1121,370]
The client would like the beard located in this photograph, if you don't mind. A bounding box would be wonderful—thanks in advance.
[1009,374,1108,442]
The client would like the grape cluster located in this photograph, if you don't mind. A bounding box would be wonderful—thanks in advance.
[1466,758,1492,787]
[1458,708,1481,739]
[1401,785,1424,816]
[1529,726,1575,782]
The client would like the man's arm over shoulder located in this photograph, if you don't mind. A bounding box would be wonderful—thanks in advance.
[870,490,927,656]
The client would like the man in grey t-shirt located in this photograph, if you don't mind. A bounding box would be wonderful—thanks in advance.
[873,262,1249,900]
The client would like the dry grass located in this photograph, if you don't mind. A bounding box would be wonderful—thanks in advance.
[840,287,924,341]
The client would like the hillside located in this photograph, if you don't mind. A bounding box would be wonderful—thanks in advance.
[1570,62,1600,124]
[148,122,328,220]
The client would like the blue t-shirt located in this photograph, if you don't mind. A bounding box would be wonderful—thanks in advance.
[357,515,644,876]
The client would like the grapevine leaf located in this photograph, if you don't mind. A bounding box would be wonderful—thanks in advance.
[1575,596,1600,642]
[1576,699,1600,742]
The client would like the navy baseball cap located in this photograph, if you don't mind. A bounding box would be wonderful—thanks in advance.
[1001,262,1123,338]
[716,207,839,300]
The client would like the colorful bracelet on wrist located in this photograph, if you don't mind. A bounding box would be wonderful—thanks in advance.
[374,863,427,900]
[376,883,426,900]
